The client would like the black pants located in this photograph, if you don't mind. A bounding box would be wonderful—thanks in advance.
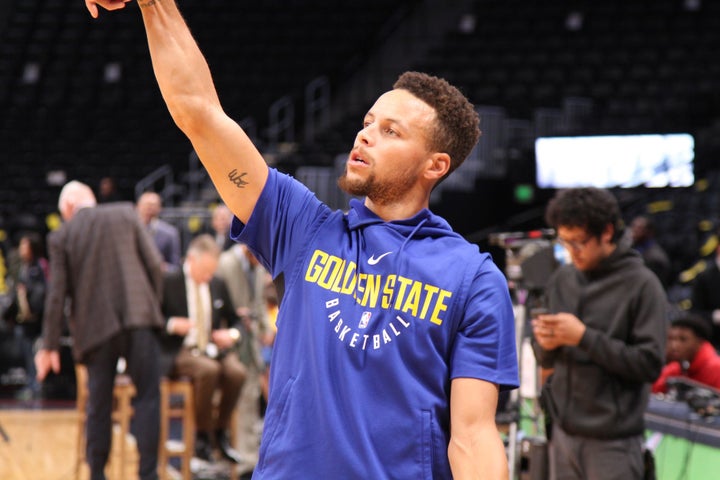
[84,328,161,480]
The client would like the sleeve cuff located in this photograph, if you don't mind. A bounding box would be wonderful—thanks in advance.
[578,326,597,352]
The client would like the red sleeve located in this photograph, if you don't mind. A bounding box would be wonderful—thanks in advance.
[652,362,681,394]
[697,356,720,391]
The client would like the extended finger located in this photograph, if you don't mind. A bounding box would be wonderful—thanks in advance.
[85,0,99,18]
[86,0,131,18]
[51,352,62,373]
[35,362,46,381]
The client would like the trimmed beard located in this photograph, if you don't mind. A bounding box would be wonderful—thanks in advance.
[338,167,417,206]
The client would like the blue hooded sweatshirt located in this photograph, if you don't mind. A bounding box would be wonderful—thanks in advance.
[232,168,518,479]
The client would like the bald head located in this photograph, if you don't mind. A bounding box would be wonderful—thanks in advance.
[58,181,97,221]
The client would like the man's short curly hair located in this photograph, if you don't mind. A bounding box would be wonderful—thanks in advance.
[545,187,624,242]
[672,313,711,340]
[393,72,480,179]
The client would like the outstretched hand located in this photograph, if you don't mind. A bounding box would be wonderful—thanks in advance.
[85,0,132,19]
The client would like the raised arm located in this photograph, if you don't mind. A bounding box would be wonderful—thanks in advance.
[86,0,268,223]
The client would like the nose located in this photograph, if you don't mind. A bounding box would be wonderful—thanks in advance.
[356,125,373,146]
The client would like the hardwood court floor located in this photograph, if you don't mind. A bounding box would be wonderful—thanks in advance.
[0,406,139,480]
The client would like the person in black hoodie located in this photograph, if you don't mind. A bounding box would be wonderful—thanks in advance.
[532,187,667,480]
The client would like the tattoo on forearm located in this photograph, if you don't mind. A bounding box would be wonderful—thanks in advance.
[228,169,249,188]
[138,0,159,8]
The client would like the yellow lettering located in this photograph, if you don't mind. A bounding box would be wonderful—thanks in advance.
[400,280,422,316]
[318,255,344,289]
[393,276,413,310]
[340,261,357,294]
[329,259,347,292]
[381,275,396,308]
[356,273,368,304]
[308,250,454,329]
[360,274,382,308]
[305,249,328,282]
[430,290,452,325]
[419,284,440,320]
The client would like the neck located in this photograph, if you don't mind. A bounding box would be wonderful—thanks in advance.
[364,192,430,222]
[602,241,618,258]
[65,202,95,221]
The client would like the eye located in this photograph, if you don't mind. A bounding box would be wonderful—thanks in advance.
[385,128,397,136]
[362,121,371,128]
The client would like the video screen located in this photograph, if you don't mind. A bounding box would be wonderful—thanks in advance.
[535,133,695,189]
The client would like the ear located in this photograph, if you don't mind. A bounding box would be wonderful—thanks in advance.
[60,201,74,221]
[601,222,615,244]
[424,152,451,181]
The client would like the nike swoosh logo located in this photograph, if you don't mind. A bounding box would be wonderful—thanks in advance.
[368,252,393,265]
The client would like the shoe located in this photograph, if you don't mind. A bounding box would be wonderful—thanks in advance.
[215,429,243,464]
[194,431,214,462]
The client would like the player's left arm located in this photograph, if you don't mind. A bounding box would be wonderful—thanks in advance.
[448,377,508,480]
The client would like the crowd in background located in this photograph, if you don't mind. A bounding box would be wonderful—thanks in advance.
[0,178,278,477]
[4,182,720,399]
[1,177,720,478]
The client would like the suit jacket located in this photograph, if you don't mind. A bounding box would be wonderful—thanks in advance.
[159,268,241,375]
[217,246,268,325]
[150,218,182,269]
[691,258,720,347]
[42,203,164,362]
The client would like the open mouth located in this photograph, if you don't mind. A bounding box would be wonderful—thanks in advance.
[349,151,368,165]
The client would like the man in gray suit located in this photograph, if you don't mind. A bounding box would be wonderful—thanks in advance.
[137,191,182,271]
[216,243,271,474]
[35,180,165,480]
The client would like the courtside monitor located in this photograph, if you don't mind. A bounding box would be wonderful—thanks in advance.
[535,133,695,189]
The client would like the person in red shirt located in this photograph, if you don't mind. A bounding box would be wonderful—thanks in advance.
[653,313,720,393]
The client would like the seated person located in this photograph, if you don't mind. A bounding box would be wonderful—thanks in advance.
[652,313,720,394]
[159,234,246,463]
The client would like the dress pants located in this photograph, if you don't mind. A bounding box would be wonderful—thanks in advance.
[173,348,246,433]
[85,328,161,480]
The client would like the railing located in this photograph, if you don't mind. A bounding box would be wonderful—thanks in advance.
[304,76,330,144]
[134,164,176,205]
[267,96,295,149]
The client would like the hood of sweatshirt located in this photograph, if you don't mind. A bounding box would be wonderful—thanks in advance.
[346,198,459,240]
[581,240,645,282]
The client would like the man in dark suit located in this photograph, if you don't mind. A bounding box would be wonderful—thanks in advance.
[137,191,182,271]
[160,234,246,464]
[630,215,672,289]
[690,228,720,350]
[35,180,164,480]
[210,203,235,251]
